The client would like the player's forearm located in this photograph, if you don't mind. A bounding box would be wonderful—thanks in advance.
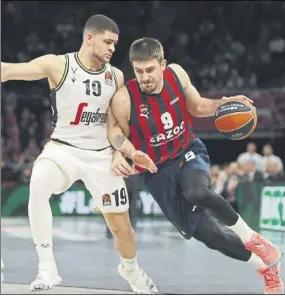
[193,97,223,117]
[1,62,36,82]
[108,127,136,159]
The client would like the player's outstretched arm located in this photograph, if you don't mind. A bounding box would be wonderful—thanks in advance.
[168,64,253,117]
[1,54,58,82]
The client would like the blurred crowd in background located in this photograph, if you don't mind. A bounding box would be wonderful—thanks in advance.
[210,142,285,213]
[2,2,285,88]
[2,2,285,194]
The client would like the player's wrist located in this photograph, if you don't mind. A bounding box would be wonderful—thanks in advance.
[122,148,136,160]
[113,149,124,159]
[118,140,137,160]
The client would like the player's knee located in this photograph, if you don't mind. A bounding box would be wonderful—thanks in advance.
[110,224,134,241]
[106,213,134,241]
[181,169,212,207]
[183,187,210,207]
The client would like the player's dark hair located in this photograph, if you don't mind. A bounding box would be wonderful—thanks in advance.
[83,14,119,35]
[129,37,164,63]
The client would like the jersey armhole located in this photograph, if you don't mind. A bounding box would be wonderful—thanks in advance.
[126,85,134,125]
[167,66,185,95]
[110,66,118,91]
[54,54,69,92]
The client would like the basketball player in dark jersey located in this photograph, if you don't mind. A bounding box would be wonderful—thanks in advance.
[107,38,284,294]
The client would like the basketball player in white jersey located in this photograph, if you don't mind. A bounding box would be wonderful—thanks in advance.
[1,15,158,294]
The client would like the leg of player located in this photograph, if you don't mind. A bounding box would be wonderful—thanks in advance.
[180,167,282,274]
[28,159,68,291]
[103,211,158,294]
[105,175,140,239]
[82,153,158,295]
[192,210,284,294]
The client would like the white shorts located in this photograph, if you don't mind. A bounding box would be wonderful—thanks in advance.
[34,141,129,213]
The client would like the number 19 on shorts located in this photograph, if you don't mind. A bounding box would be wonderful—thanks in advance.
[112,188,128,207]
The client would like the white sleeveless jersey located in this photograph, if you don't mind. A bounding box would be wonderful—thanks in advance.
[50,52,118,150]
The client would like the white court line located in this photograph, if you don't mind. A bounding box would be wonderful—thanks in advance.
[1,283,133,294]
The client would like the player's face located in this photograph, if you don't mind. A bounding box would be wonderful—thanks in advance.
[133,59,166,94]
[87,31,118,64]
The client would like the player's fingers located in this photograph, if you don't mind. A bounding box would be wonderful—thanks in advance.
[121,163,136,175]
[121,172,130,178]
[116,168,129,178]
[149,166,158,173]
[141,156,157,173]
[147,167,155,174]
[112,167,123,177]
[245,98,254,104]
[223,95,254,105]
[237,95,254,104]
[146,163,158,173]
[118,164,133,176]
[147,160,158,172]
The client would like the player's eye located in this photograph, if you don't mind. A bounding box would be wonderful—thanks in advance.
[104,40,114,45]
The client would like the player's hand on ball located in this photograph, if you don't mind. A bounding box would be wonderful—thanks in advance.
[111,151,136,178]
[222,95,256,114]
[131,150,158,174]
[222,95,254,105]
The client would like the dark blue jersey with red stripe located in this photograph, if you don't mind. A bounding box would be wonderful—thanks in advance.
[127,67,195,171]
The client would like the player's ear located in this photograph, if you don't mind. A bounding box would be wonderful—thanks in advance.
[85,32,93,46]
[161,59,167,70]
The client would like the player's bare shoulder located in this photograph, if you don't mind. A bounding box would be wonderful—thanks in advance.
[47,54,68,89]
[34,54,64,75]
[111,66,124,89]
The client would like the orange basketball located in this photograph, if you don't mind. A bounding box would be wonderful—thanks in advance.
[214,100,257,140]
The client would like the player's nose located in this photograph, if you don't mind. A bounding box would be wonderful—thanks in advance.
[109,43,115,53]
[141,73,149,82]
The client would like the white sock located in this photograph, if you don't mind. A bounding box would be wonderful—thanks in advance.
[28,159,67,262]
[120,255,139,271]
[247,253,267,270]
[227,215,255,243]
[29,193,54,261]
[36,243,54,261]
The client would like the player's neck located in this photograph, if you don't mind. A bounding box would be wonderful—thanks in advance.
[77,47,104,72]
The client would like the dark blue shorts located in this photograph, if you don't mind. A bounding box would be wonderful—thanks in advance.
[144,138,211,239]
